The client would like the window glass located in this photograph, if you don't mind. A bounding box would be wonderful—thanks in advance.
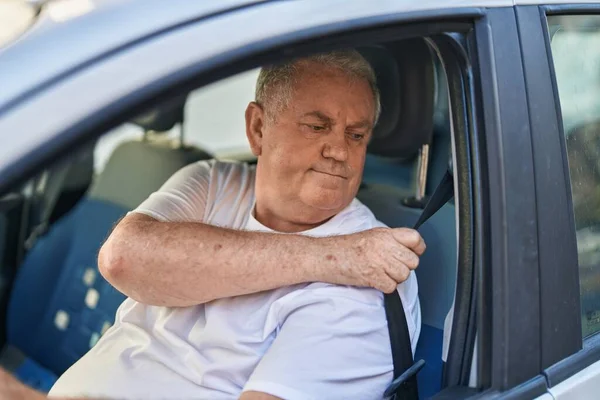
[185,69,258,157]
[547,14,600,337]
[94,69,258,174]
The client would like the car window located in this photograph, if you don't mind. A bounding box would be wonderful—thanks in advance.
[94,69,258,174]
[547,14,600,338]
[185,68,257,157]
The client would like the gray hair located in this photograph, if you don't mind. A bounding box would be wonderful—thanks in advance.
[255,49,381,124]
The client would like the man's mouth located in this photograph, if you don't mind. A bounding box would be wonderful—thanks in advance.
[311,169,348,179]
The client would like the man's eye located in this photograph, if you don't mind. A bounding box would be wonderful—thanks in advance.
[348,133,365,141]
[310,125,326,132]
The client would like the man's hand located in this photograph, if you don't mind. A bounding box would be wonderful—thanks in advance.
[329,228,426,293]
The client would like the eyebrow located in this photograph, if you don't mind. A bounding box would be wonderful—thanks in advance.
[301,111,373,130]
[347,120,373,131]
[300,111,334,124]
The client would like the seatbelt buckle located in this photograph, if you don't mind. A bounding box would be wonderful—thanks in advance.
[384,359,425,398]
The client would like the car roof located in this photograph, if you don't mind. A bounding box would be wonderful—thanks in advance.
[0,0,525,112]
[3,0,600,114]
[0,0,264,113]
[514,0,598,4]
[4,0,599,114]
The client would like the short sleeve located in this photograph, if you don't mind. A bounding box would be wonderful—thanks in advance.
[132,160,213,222]
[242,285,394,400]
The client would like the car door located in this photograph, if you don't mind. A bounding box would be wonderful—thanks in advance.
[514,1,600,399]
[0,0,561,398]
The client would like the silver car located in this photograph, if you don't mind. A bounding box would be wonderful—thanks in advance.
[1,0,600,398]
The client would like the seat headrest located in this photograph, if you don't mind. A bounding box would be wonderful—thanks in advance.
[89,140,210,209]
[131,94,187,132]
[359,39,435,159]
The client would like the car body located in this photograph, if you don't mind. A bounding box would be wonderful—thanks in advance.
[1,0,600,398]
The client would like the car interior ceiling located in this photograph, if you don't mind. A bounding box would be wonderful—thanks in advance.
[0,37,459,397]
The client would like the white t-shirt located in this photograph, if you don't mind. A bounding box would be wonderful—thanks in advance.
[50,160,420,400]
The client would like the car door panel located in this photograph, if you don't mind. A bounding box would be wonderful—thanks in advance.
[546,361,600,399]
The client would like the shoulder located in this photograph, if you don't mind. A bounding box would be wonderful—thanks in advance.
[130,160,255,223]
[209,159,256,186]
[202,160,256,227]
[176,159,254,182]
[172,159,255,198]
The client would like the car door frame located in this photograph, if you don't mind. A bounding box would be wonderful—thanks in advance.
[0,1,554,398]
[514,2,600,397]
[464,7,553,398]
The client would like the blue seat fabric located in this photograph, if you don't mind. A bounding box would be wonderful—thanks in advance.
[6,199,128,389]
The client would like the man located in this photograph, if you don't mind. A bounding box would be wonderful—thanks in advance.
[14,49,425,399]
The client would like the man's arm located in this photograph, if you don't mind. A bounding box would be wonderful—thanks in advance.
[99,213,425,306]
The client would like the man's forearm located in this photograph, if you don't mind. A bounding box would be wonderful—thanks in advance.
[99,214,337,307]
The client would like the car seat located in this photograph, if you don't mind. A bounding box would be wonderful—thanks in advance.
[2,96,211,392]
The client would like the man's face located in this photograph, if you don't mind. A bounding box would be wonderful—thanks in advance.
[246,62,375,231]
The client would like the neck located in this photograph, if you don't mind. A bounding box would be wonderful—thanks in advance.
[253,201,334,233]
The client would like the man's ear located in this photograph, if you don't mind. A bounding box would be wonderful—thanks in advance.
[245,102,265,157]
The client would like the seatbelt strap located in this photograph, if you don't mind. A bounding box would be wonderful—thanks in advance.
[413,169,454,230]
[384,169,454,400]
[25,162,71,249]
[384,293,421,399]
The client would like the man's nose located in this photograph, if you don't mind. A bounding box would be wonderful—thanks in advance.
[322,129,349,162]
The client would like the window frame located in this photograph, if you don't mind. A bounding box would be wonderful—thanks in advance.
[517,1,600,390]
[469,7,548,397]
[517,4,583,365]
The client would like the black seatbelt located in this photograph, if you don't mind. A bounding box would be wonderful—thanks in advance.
[384,169,454,400]
[412,170,454,231]
[25,161,71,249]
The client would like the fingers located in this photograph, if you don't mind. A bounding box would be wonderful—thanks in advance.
[378,276,400,294]
[368,266,413,293]
[341,227,423,293]
[386,262,411,284]
[379,267,414,292]
[393,244,420,270]
[391,228,426,256]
